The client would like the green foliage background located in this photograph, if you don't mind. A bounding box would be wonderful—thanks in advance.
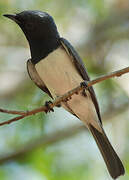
[0,0,129,179]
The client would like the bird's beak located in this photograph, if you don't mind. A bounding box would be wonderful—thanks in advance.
[3,14,20,24]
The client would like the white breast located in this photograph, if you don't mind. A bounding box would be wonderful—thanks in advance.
[35,47,102,131]
[35,47,83,98]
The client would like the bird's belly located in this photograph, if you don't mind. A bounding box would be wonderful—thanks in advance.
[35,47,100,128]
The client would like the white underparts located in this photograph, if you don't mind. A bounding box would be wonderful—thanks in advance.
[35,47,102,132]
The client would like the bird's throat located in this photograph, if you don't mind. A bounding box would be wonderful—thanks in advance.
[29,37,60,64]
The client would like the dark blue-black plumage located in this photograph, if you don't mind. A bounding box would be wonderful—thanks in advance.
[4,11,61,63]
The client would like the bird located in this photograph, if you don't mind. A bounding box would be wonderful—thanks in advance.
[3,10,125,179]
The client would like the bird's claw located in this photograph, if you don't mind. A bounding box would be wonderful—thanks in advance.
[80,81,88,89]
[80,81,88,96]
[45,101,54,113]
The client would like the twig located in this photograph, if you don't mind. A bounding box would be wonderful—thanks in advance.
[0,109,26,115]
[0,66,129,126]
[0,102,128,164]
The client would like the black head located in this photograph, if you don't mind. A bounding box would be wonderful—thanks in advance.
[4,10,61,64]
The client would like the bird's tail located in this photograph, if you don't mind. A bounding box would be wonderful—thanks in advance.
[88,123,125,179]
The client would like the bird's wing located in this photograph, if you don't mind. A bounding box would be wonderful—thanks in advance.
[60,38,102,124]
[27,59,53,98]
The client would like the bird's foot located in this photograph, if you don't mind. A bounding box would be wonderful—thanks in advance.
[80,81,89,96]
[44,101,54,113]
[80,81,89,88]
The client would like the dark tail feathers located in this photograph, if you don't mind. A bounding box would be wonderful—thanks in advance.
[88,124,125,179]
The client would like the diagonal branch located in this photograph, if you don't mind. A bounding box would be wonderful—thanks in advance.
[0,109,26,115]
[0,102,128,164]
[0,66,129,126]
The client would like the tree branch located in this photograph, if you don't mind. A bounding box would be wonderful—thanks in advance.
[0,109,25,115]
[0,102,128,164]
[0,66,129,126]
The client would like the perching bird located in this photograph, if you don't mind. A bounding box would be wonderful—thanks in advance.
[4,10,125,179]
